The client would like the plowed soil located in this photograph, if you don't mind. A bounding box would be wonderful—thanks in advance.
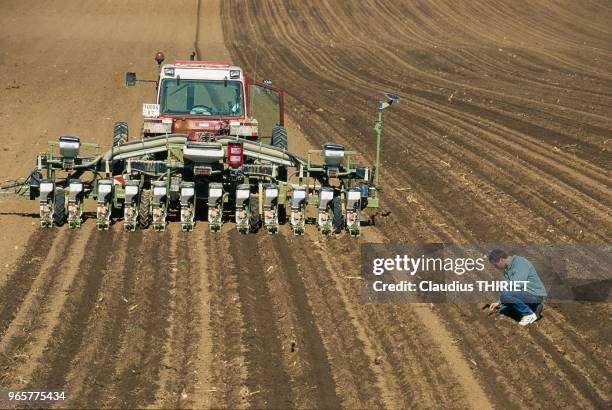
[0,0,610,409]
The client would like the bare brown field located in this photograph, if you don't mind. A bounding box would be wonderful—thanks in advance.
[0,0,609,408]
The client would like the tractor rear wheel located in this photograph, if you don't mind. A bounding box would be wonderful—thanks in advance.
[113,121,129,147]
[272,126,288,181]
[271,125,288,150]
[332,195,343,233]
[138,189,152,229]
[53,187,66,226]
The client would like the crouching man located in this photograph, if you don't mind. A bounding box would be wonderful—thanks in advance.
[488,249,547,326]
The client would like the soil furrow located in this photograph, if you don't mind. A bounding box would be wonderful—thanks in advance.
[292,231,415,409]
[66,231,144,408]
[258,234,342,409]
[529,328,610,407]
[0,230,59,339]
[26,229,113,389]
[157,231,204,409]
[204,228,247,408]
[227,230,294,409]
[278,232,387,409]
[109,231,174,409]
[0,228,84,388]
[322,236,485,408]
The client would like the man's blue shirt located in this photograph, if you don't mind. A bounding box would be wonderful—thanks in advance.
[504,255,547,297]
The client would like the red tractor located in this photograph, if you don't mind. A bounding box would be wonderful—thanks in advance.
[123,51,288,149]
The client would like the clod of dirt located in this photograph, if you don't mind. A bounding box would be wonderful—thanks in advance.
[374,356,383,365]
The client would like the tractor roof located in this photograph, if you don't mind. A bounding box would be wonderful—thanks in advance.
[159,61,244,81]
[173,60,233,68]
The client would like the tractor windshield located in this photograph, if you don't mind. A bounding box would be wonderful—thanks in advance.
[159,79,244,117]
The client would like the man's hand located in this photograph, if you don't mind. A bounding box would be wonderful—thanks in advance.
[489,302,501,312]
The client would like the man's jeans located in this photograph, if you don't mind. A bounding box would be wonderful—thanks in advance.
[500,291,543,316]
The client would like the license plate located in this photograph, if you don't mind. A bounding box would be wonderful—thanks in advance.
[142,103,160,117]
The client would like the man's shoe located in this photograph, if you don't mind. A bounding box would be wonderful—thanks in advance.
[519,313,538,326]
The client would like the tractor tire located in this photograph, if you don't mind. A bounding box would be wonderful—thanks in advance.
[271,125,288,150]
[278,204,287,225]
[138,189,152,229]
[332,195,343,233]
[113,121,129,148]
[53,187,66,226]
[249,200,260,232]
[272,126,289,181]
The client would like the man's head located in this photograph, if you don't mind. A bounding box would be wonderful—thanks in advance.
[489,249,511,270]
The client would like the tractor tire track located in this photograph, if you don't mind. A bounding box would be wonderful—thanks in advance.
[369,185,611,407]
[438,305,572,408]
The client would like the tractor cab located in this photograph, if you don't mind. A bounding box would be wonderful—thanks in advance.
[127,53,284,145]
